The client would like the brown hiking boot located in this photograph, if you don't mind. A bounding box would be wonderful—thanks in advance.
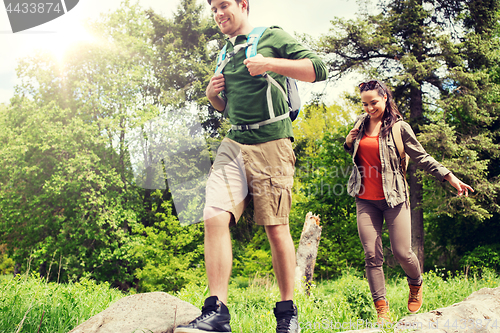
[374,299,391,324]
[408,283,423,313]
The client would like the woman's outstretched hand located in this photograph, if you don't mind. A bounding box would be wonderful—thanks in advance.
[444,173,474,197]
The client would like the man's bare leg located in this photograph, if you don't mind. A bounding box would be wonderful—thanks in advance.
[265,224,296,301]
[204,206,233,304]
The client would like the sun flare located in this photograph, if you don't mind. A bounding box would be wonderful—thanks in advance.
[28,15,95,63]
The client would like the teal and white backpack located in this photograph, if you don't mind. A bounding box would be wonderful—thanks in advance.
[214,27,301,131]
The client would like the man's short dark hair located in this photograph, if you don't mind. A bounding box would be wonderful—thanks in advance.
[207,0,250,14]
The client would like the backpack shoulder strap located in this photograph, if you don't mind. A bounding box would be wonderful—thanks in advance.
[215,27,266,74]
[392,121,404,158]
[245,27,267,58]
[215,44,228,75]
[392,120,409,174]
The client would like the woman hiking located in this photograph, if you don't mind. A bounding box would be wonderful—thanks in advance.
[344,80,473,323]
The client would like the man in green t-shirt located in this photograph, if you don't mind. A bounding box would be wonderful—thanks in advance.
[175,1,327,332]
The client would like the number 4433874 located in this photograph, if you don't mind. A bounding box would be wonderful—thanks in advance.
[6,3,62,14]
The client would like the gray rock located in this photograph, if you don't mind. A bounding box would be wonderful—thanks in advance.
[68,292,201,333]
[341,286,500,333]
[396,286,500,333]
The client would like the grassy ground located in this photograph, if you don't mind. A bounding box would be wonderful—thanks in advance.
[1,268,499,333]
[0,273,123,333]
[177,268,500,333]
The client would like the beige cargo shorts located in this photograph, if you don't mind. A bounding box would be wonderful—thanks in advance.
[205,137,296,225]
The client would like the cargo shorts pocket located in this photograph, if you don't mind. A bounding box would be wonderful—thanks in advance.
[271,176,293,217]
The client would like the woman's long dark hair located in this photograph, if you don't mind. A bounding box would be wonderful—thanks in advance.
[359,80,402,137]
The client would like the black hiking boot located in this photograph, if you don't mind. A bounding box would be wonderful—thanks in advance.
[274,300,300,333]
[174,296,231,333]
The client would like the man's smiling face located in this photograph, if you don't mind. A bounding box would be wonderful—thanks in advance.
[211,0,249,37]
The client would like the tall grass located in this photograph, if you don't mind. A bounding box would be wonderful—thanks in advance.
[1,268,499,333]
[0,273,124,333]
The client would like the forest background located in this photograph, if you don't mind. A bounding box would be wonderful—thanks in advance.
[0,0,499,294]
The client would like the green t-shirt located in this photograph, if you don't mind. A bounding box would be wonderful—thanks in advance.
[218,26,328,145]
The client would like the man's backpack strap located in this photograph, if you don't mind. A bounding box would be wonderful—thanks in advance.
[231,111,290,131]
[287,78,301,121]
[245,26,267,58]
[215,44,227,75]
[263,72,287,120]
[215,27,267,75]
[215,43,249,75]
[215,26,302,130]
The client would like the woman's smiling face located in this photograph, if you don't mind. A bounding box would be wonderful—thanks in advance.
[361,89,387,121]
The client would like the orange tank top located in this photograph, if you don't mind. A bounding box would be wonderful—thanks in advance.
[356,134,385,200]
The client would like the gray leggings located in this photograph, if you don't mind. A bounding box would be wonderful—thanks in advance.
[356,198,423,302]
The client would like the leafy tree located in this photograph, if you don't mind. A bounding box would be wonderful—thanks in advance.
[0,96,141,285]
[418,1,500,268]
[147,0,224,135]
[0,1,207,292]
[293,101,354,161]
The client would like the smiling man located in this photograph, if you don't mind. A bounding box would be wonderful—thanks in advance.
[174,1,327,333]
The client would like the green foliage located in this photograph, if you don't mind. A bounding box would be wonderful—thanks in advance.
[131,194,205,293]
[418,120,497,222]
[291,101,364,278]
[147,0,224,134]
[0,245,14,275]
[0,274,124,333]
[333,270,373,320]
[460,245,500,274]
[0,98,142,285]
[388,267,500,313]
[293,102,354,160]
[224,207,273,279]
[233,243,274,279]
[416,3,500,268]
[0,0,208,293]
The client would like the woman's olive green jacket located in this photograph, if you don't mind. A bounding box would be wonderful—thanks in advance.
[344,114,451,208]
